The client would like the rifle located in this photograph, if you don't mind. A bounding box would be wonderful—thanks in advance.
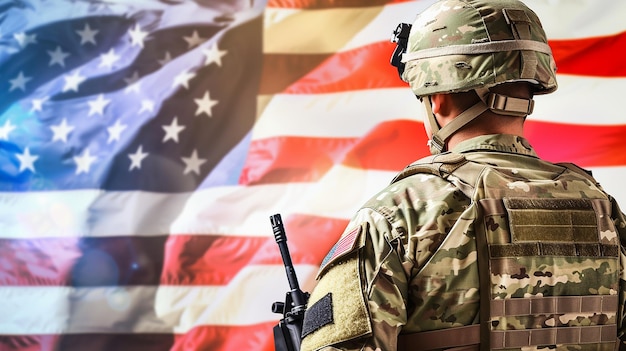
[270,214,310,351]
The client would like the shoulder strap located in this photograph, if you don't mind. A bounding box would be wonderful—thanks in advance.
[391,152,488,200]
[390,153,467,183]
[556,162,600,186]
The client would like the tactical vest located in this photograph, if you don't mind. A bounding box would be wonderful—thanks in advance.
[392,152,620,351]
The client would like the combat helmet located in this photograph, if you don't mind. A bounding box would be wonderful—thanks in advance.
[391,0,558,154]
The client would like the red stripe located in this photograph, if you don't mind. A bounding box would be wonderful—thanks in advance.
[242,119,626,186]
[275,34,626,96]
[0,237,168,286]
[0,216,346,287]
[526,120,626,167]
[0,324,276,351]
[240,120,428,185]
[161,214,347,285]
[283,42,404,94]
[239,136,359,185]
[550,32,626,77]
[0,334,173,351]
[171,322,276,351]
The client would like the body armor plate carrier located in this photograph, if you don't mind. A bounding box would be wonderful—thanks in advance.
[392,152,620,351]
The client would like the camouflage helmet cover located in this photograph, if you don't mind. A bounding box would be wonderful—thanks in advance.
[401,0,558,98]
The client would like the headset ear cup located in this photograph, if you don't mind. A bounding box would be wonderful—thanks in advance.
[390,45,406,78]
[390,23,411,80]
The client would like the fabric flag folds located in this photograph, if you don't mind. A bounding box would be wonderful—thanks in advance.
[0,0,625,350]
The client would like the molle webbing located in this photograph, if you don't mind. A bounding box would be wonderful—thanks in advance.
[474,180,619,350]
[397,293,618,350]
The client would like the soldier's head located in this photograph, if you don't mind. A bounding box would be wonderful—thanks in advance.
[391,0,557,154]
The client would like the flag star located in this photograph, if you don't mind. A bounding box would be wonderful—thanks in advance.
[139,99,155,114]
[31,96,49,112]
[172,70,196,90]
[194,91,218,117]
[124,71,141,93]
[73,149,97,174]
[128,24,149,48]
[128,145,148,171]
[47,46,70,67]
[0,120,16,140]
[181,149,207,175]
[16,147,39,173]
[63,70,87,92]
[203,43,227,67]
[107,120,127,143]
[162,117,186,143]
[87,94,111,116]
[99,48,120,69]
[183,30,206,48]
[158,51,172,66]
[50,118,75,143]
[14,32,37,47]
[76,23,99,45]
[9,71,32,92]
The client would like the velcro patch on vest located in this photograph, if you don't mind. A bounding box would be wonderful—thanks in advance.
[300,255,372,351]
[504,198,599,243]
[301,293,333,338]
[317,226,364,279]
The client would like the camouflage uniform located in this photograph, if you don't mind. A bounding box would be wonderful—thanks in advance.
[300,134,626,351]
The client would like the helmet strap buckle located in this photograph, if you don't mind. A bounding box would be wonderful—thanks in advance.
[486,93,534,117]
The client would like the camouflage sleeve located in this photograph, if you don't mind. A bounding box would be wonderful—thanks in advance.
[301,174,468,351]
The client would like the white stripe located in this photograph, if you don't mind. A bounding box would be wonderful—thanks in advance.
[0,166,395,238]
[5,165,624,239]
[588,166,626,207]
[0,190,190,238]
[531,75,626,125]
[170,165,392,235]
[254,75,625,141]
[525,0,626,39]
[0,264,319,334]
[255,88,423,139]
[156,265,319,333]
[265,1,626,54]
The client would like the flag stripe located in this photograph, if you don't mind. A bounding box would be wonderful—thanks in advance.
[263,6,384,54]
[0,172,390,240]
[0,215,345,286]
[0,266,319,334]
[260,36,626,96]
[255,76,625,143]
[264,2,626,51]
[550,32,626,77]
[267,0,409,9]
[0,334,174,351]
[242,120,428,184]
[0,324,278,351]
[244,119,626,185]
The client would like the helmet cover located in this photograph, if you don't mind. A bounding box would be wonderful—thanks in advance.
[401,0,558,98]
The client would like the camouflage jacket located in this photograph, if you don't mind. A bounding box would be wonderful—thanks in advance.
[300,134,626,351]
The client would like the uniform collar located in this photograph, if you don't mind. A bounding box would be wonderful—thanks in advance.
[450,134,538,157]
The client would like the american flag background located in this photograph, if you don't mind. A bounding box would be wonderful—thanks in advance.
[0,0,624,350]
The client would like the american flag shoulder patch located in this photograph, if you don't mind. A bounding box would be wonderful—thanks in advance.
[317,225,364,279]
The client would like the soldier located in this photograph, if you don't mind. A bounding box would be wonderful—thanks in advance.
[300,0,626,350]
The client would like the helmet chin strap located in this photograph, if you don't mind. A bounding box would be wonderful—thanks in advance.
[424,88,534,154]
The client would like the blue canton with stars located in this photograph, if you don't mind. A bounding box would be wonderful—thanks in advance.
[0,0,263,192]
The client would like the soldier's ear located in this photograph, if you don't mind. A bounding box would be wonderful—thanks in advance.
[430,93,453,119]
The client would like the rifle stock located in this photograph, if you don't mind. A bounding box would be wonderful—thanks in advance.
[271,214,309,351]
